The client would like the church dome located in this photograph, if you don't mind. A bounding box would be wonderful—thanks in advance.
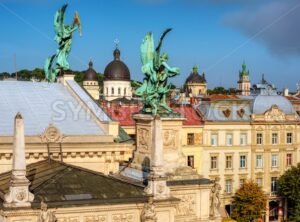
[84,60,98,81]
[185,65,206,84]
[104,48,131,81]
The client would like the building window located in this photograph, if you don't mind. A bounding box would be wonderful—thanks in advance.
[210,156,218,170]
[118,87,121,95]
[256,178,263,187]
[211,134,218,146]
[286,153,292,166]
[240,133,247,146]
[187,133,195,145]
[226,134,233,146]
[240,155,246,168]
[187,156,194,168]
[225,155,232,169]
[240,179,246,187]
[106,87,108,95]
[287,133,293,144]
[225,179,232,194]
[111,87,114,95]
[271,154,278,167]
[271,177,278,193]
[256,133,263,145]
[256,154,263,168]
[124,88,127,95]
[272,133,278,145]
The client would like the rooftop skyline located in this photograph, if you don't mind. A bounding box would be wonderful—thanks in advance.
[0,0,300,90]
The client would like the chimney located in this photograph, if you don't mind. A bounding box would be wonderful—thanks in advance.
[4,113,34,208]
[283,87,289,97]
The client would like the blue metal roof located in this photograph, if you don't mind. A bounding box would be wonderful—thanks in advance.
[252,95,294,114]
[0,81,106,136]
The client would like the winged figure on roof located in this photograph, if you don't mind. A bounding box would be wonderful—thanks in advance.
[44,4,82,82]
[135,29,180,115]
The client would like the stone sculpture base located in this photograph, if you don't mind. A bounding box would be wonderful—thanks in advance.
[144,169,170,200]
[131,113,200,180]
[4,170,34,208]
[57,70,75,86]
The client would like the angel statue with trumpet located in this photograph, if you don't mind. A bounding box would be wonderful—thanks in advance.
[135,28,180,115]
[44,4,82,82]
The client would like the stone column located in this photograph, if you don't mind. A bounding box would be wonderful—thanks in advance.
[144,116,170,200]
[4,113,34,208]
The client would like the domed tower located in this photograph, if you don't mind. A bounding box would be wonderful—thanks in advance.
[237,62,251,96]
[183,65,207,96]
[83,60,99,100]
[103,45,132,101]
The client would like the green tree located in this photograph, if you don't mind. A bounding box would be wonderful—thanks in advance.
[231,180,267,222]
[207,86,226,95]
[0,72,11,80]
[74,71,84,85]
[131,80,142,89]
[32,68,45,81]
[278,163,300,220]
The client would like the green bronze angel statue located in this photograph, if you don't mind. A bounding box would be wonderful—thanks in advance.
[44,4,82,82]
[135,29,180,115]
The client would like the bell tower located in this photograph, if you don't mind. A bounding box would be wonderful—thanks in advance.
[237,61,251,96]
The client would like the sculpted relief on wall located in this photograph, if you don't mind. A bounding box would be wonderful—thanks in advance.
[138,128,150,152]
[172,192,196,216]
[163,129,177,149]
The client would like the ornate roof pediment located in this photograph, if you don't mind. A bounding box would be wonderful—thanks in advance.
[264,105,285,121]
[41,124,63,143]
[252,104,298,122]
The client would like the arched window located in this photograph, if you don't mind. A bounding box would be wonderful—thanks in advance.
[111,87,114,95]
[118,87,121,95]
[124,88,127,95]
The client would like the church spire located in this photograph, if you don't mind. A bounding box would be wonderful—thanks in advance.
[239,61,249,77]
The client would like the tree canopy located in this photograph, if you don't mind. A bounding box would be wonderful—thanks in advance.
[278,163,300,221]
[0,68,104,88]
[231,180,267,222]
[207,87,237,95]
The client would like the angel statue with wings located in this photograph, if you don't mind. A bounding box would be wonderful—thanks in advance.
[44,4,82,82]
[135,29,180,115]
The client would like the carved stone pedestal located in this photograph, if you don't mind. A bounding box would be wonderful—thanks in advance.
[131,114,199,180]
[145,170,170,200]
[57,70,75,86]
[4,170,34,208]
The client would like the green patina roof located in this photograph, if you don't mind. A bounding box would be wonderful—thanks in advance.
[239,61,249,77]
[0,160,147,208]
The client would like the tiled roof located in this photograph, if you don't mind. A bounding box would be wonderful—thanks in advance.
[206,94,240,99]
[172,106,203,125]
[101,104,203,126]
[285,96,300,101]
[0,160,147,208]
[102,105,141,126]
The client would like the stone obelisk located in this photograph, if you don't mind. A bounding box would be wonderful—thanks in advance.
[4,113,34,208]
[144,116,170,200]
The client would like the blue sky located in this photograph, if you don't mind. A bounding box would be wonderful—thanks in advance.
[0,0,300,90]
